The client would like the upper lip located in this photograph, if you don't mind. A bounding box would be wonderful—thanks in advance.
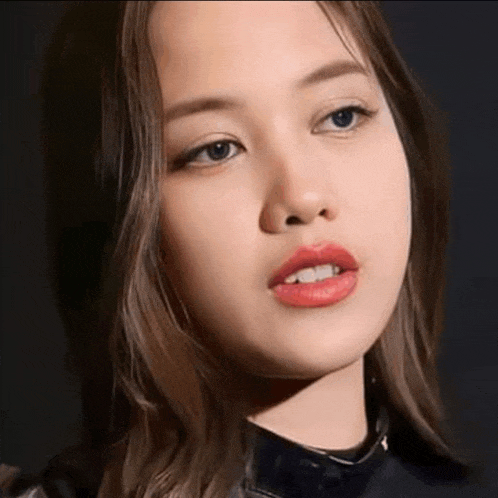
[268,242,359,288]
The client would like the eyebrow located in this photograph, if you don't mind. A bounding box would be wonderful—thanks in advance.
[163,60,368,124]
[296,60,368,89]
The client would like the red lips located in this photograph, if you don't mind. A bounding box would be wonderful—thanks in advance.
[268,242,359,288]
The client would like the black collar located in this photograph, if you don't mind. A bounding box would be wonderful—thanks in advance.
[245,407,389,498]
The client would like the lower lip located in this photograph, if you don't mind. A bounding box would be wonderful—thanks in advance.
[271,270,358,308]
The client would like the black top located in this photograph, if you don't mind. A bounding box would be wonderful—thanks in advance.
[245,407,390,497]
[243,408,492,497]
[5,408,496,498]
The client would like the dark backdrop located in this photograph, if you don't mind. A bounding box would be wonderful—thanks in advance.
[1,0,497,479]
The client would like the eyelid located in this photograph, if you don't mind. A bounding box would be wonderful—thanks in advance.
[169,102,378,170]
[312,102,377,135]
[171,139,244,170]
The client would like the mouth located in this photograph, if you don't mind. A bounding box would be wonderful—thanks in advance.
[268,242,359,308]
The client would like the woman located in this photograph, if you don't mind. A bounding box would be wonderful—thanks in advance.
[3,1,491,497]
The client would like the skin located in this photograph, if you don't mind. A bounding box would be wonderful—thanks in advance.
[149,1,411,449]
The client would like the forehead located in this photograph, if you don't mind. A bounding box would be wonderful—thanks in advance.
[148,1,371,100]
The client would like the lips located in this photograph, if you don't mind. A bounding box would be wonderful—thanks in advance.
[268,242,359,289]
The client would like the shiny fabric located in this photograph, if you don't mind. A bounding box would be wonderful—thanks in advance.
[6,406,496,498]
[236,406,494,498]
[241,408,389,498]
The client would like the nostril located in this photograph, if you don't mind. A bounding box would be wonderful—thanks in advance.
[286,215,301,225]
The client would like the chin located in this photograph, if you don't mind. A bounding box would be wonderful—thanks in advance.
[238,347,365,380]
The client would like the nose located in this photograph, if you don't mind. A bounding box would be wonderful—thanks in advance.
[259,150,336,233]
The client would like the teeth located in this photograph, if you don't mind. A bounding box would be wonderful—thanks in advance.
[295,268,316,283]
[315,264,333,280]
[284,273,298,284]
[284,264,341,284]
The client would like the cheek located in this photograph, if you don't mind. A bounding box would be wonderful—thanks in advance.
[379,139,412,243]
[352,123,411,233]
[159,179,258,293]
[344,128,411,292]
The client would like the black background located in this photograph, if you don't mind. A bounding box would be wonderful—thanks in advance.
[1,0,497,482]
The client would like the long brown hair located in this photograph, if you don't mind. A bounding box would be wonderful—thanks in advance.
[44,1,461,496]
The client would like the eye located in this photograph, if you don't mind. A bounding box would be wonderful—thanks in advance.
[171,140,243,170]
[315,105,374,134]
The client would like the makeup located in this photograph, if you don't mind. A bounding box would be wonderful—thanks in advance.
[269,243,359,308]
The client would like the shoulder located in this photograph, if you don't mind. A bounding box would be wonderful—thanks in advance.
[7,486,48,498]
[371,420,497,496]
[1,446,105,498]
[0,464,46,498]
[367,450,497,498]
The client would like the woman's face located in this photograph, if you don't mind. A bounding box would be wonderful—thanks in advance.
[149,1,411,378]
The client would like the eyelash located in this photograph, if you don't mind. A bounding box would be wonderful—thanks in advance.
[171,105,374,170]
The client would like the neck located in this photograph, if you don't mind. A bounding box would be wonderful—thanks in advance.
[246,357,368,450]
